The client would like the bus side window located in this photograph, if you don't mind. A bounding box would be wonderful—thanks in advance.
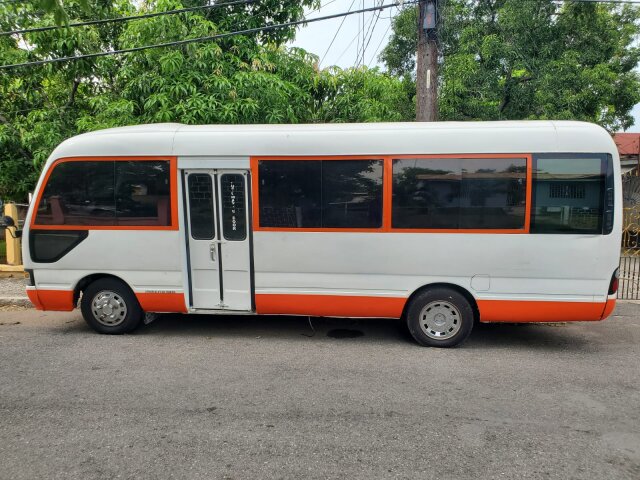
[220,174,247,241]
[187,173,215,240]
[392,157,527,230]
[603,154,614,235]
[531,155,607,234]
[115,161,171,226]
[34,161,116,226]
[258,159,383,229]
[34,160,172,228]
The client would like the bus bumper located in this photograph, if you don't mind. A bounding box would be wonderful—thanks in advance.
[26,287,74,311]
[601,295,616,320]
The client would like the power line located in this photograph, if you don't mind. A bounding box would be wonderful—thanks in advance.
[357,1,361,66]
[561,0,640,3]
[335,27,362,65]
[320,0,357,66]
[0,1,416,70]
[354,0,382,67]
[0,0,258,37]
[367,22,391,67]
[306,0,340,17]
[356,1,377,66]
[358,0,385,66]
[362,0,366,66]
[356,1,366,66]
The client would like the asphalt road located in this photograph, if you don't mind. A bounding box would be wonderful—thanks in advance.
[1,304,639,480]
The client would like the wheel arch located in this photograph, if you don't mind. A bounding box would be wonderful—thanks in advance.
[73,273,133,306]
[402,282,480,322]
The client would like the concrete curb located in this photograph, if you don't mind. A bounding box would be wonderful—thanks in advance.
[0,297,32,307]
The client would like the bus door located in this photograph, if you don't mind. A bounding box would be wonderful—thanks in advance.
[184,170,252,311]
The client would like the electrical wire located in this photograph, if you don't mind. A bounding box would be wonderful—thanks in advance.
[334,27,362,65]
[0,1,417,70]
[320,0,357,66]
[0,0,258,37]
[305,0,340,18]
[562,0,640,3]
[359,0,384,66]
[367,22,391,67]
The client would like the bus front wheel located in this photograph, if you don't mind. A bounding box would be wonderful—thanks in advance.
[80,278,143,334]
[406,287,474,348]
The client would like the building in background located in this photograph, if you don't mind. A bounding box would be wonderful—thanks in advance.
[614,133,640,176]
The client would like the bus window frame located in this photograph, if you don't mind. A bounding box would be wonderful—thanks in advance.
[30,156,179,231]
[251,155,387,233]
[530,152,609,235]
[251,154,533,234]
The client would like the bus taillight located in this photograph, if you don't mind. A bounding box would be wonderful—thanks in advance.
[608,268,620,295]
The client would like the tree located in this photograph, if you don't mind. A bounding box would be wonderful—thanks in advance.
[0,0,409,201]
[381,0,640,131]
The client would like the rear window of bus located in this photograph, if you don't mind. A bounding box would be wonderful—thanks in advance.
[530,155,609,234]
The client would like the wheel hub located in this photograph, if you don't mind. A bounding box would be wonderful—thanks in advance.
[91,291,127,327]
[419,300,462,340]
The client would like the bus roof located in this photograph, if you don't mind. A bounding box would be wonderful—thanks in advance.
[48,121,617,163]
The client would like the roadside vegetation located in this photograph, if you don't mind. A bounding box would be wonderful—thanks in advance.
[1,0,639,201]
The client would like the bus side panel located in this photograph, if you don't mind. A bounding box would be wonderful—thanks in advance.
[24,230,187,313]
[252,231,617,322]
[255,293,405,318]
[476,299,605,323]
[601,295,617,320]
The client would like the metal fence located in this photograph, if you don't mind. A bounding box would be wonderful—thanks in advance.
[619,256,640,300]
[620,174,640,299]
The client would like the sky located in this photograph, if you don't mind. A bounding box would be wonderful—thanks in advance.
[291,1,397,71]
[291,0,640,132]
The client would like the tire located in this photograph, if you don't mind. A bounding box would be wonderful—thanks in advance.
[80,278,143,334]
[406,287,474,348]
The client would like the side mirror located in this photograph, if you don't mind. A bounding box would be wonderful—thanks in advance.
[0,215,21,238]
[0,215,15,229]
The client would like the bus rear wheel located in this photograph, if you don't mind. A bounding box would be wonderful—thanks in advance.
[406,287,474,348]
[80,278,143,334]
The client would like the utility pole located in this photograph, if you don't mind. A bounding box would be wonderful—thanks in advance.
[416,0,439,121]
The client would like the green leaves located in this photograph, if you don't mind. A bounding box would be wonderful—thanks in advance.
[383,0,640,131]
[0,0,410,201]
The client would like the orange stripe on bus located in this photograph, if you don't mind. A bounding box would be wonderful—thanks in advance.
[26,289,43,310]
[27,289,75,311]
[255,293,406,318]
[477,299,606,323]
[135,292,187,313]
[600,298,616,320]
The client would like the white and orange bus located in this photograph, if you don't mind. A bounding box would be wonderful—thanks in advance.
[5,121,621,347]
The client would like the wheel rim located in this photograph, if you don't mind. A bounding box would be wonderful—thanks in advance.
[91,290,128,327]
[419,300,462,340]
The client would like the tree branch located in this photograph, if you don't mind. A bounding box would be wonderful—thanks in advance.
[0,112,32,161]
[65,78,81,109]
[499,74,535,114]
